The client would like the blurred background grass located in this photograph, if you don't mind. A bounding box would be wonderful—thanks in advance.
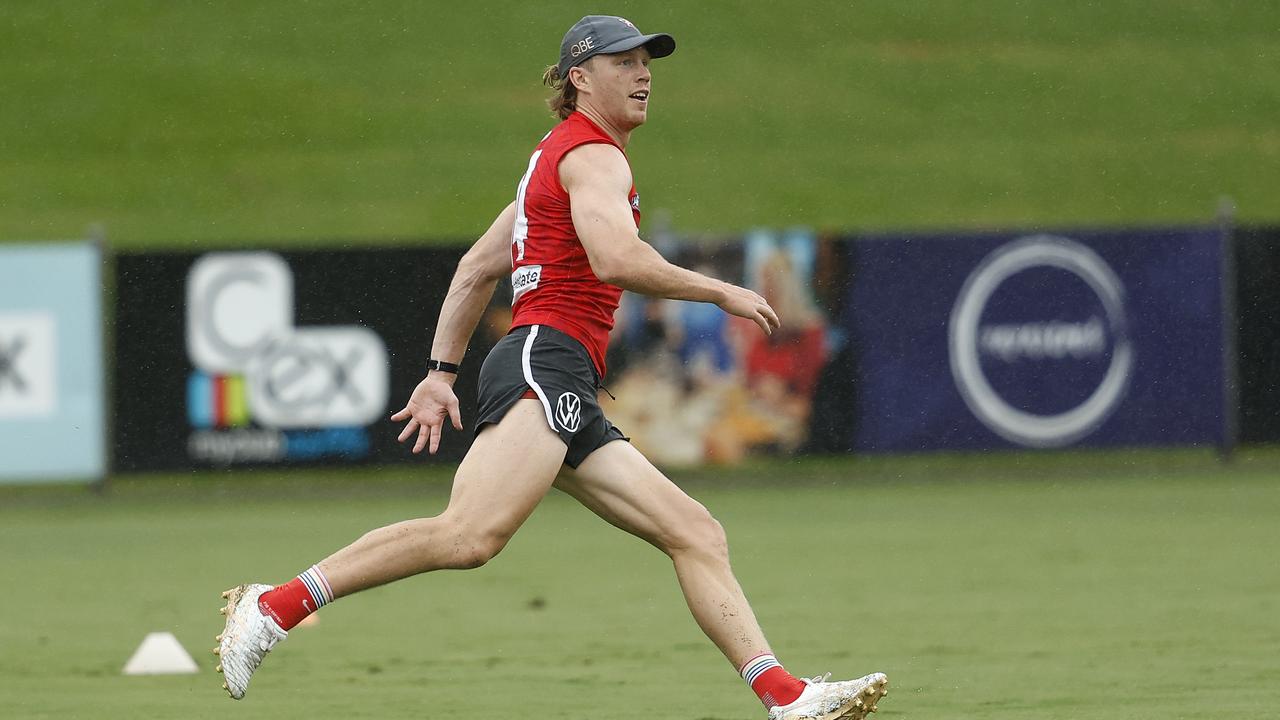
[3,1,1278,246]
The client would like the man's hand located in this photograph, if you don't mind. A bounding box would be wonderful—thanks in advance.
[718,282,781,335]
[390,375,463,455]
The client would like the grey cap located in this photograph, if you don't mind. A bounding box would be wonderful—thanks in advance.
[557,15,676,79]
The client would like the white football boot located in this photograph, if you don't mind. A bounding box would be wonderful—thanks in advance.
[214,583,288,699]
[767,672,889,720]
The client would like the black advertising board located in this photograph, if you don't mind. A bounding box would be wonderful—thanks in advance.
[1236,226,1280,444]
[112,246,495,471]
[112,228,1278,474]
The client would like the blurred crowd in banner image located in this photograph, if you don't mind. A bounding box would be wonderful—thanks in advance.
[608,229,847,465]
[480,229,847,466]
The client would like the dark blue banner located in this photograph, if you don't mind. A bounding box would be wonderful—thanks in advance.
[845,227,1227,452]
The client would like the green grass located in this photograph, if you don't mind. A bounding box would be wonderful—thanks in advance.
[2,1,1278,247]
[2,448,1277,718]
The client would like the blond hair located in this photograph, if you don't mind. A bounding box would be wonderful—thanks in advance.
[542,60,593,119]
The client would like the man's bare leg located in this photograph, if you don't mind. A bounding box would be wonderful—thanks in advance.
[555,438,769,669]
[318,400,568,596]
[217,400,566,699]
[556,439,888,719]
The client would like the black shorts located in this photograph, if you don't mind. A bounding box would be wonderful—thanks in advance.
[474,324,626,468]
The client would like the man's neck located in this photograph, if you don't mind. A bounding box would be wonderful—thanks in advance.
[576,105,631,148]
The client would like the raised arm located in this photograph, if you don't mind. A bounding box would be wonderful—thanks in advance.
[561,143,780,335]
[391,202,515,454]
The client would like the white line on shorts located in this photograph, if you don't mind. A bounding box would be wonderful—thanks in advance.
[521,325,557,432]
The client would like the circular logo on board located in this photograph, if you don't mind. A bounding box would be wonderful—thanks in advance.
[948,235,1134,447]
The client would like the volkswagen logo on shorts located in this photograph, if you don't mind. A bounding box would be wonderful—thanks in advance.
[948,235,1134,447]
[556,392,582,433]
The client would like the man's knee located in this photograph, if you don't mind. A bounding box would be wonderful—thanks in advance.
[450,539,505,569]
[664,507,730,561]
[436,515,513,569]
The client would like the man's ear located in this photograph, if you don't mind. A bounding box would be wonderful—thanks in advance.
[568,60,592,93]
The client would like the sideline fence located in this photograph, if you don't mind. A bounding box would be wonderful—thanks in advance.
[3,224,1276,481]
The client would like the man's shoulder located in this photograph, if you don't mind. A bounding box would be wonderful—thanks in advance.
[559,142,631,191]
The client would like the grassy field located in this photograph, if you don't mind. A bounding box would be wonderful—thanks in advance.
[1,448,1277,719]
[4,5,1277,717]
[3,1,1278,246]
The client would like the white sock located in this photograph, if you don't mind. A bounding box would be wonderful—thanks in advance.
[740,653,782,686]
[298,564,334,609]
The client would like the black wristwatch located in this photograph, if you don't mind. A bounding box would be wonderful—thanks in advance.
[426,358,460,374]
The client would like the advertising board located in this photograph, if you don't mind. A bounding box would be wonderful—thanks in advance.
[0,242,105,482]
[113,247,473,471]
[844,227,1228,452]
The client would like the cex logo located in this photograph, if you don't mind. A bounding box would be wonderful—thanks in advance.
[184,253,389,430]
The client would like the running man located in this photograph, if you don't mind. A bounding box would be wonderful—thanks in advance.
[216,15,888,720]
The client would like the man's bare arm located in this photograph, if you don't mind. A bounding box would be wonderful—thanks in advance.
[425,201,517,385]
[562,144,780,334]
[391,202,514,454]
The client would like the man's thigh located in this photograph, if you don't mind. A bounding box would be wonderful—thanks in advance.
[446,399,568,536]
[554,439,712,550]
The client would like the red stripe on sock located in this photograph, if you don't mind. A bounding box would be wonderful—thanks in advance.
[751,666,806,709]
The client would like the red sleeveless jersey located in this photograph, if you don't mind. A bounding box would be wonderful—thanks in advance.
[509,111,640,378]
